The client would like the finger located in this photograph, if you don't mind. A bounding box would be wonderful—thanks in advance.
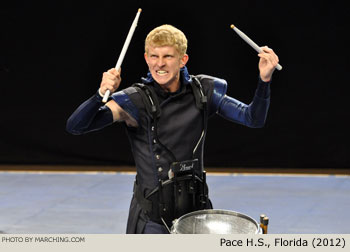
[259,53,279,68]
[101,83,118,94]
[101,78,116,87]
[107,68,121,77]
[265,52,278,65]
[103,71,118,81]
[258,53,276,66]
[260,46,274,54]
[104,73,121,85]
[261,47,279,62]
[258,53,270,61]
[108,68,117,74]
[259,48,277,61]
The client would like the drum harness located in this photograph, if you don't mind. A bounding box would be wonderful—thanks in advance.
[132,76,212,231]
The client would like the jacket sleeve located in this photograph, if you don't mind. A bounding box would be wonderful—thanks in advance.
[66,91,114,135]
[213,78,271,128]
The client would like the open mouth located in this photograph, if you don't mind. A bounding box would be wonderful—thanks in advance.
[156,70,168,76]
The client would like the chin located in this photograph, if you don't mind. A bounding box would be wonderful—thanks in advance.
[152,75,171,85]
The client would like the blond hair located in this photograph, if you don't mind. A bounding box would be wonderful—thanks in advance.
[145,24,188,57]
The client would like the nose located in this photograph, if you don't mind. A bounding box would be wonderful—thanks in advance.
[156,58,165,68]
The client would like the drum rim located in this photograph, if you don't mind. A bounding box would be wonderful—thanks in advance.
[171,209,262,234]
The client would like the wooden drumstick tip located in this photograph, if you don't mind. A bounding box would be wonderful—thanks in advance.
[138,8,142,12]
[263,216,269,226]
[260,214,266,223]
[230,24,235,29]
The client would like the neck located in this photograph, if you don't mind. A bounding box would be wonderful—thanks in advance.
[160,73,181,92]
[162,81,180,93]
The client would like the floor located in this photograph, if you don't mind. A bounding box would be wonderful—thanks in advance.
[0,171,349,234]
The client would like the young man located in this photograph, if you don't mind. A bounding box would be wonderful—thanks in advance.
[66,24,279,233]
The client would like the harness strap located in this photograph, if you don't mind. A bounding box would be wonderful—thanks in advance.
[190,76,208,110]
[133,181,152,213]
[190,76,208,162]
[132,83,161,118]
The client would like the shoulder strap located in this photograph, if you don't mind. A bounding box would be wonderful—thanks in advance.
[190,76,207,110]
[190,76,208,167]
[132,83,161,118]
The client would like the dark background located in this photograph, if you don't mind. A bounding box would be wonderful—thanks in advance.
[1,0,349,170]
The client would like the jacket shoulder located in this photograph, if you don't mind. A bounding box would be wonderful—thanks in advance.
[194,74,228,114]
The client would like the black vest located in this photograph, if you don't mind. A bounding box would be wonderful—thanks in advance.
[124,76,215,193]
[124,75,218,233]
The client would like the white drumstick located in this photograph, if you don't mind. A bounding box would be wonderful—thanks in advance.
[102,8,142,103]
[230,24,282,71]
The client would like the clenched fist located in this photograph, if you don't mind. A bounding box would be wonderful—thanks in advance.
[99,68,121,96]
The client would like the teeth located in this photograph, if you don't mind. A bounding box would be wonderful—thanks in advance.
[157,70,167,75]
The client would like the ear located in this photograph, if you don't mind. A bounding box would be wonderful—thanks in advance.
[181,54,189,67]
[144,52,149,65]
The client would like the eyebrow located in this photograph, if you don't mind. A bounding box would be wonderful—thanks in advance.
[149,54,174,57]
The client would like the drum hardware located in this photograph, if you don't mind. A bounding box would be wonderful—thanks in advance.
[260,214,266,233]
[161,217,171,234]
[263,216,269,234]
[145,161,269,234]
[150,164,269,234]
[158,179,165,213]
[200,171,207,208]
[146,165,210,231]
[259,214,269,234]
[158,178,171,233]
[170,209,264,234]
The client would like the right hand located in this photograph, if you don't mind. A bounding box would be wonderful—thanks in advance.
[99,68,121,95]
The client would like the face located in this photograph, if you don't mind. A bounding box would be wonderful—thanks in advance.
[144,45,188,92]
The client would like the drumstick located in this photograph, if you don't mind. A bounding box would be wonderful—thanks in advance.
[102,8,142,103]
[230,24,282,71]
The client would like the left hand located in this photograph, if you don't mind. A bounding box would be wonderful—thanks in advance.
[258,46,279,82]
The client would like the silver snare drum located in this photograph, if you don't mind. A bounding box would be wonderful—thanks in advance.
[170,209,262,234]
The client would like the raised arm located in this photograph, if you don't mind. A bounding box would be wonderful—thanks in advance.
[212,46,279,127]
[66,68,138,135]
[216,78,271,128]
